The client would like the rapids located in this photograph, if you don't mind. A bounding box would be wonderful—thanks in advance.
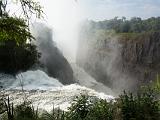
[0,66,114,111]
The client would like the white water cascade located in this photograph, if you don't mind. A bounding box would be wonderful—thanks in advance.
[0,70,114,111]
[0,0,115,112]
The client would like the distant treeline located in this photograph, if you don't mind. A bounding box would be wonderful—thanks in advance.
[88,17,160,33]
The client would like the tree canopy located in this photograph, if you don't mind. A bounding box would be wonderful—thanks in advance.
[0,0,43,20]
[0,16,40,74]
[0,0,43,74]
[86,17,160,33]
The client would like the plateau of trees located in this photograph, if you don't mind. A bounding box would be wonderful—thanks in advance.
[88,17,160,33]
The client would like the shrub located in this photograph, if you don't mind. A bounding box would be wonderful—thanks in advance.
[86,99,114,120]
[40,107,65,120]
[152,74,160,93]
[14,102,39,120]
[66,95,92,120]
[118,89,160,120]
[66,95,115,120]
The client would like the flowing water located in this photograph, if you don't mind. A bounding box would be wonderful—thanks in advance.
[0,67,114,111]
[0,0,115,112]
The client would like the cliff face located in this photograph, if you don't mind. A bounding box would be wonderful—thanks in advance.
[120,32,160,85]
[37,39,75,85]
[32,23,75,84]
[77,32,160,92]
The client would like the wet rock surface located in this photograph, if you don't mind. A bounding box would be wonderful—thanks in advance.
[120,32,160,86]
[77,32,160,92]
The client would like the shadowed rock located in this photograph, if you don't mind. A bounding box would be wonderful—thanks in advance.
[32,23,75,84]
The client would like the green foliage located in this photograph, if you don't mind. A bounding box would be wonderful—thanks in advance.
[0,96,14,120]
[40,108,65,120]
[0,98,6,115]
[19,0,44,19]
[66,95,115,120]
[85,17,160,33]
[0,97,39,120]
[0,16,40,74]
[118,89,160,120]
[152,74,160,92]
[0,0,43,19]
[0,0,43,73]
[0,16,33,45]
[14,103,39,120]
[86,99,114,120]
[66,95,92,120]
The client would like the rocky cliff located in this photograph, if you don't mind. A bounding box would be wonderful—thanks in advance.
[32,23,75,84]
[77,31,160,92]
[120,32,160,86]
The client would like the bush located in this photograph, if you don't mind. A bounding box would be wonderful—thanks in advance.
[13,103,39,120]
[118,89,160,120]
[66,95,92,120]
[40,108,65,120]
[66,86,160,120]
[66,95,115,120]
[86,99,114,120]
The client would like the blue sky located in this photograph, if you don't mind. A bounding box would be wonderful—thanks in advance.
[79,0,160,20]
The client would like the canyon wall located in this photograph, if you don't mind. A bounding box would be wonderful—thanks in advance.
[77,31,160,92]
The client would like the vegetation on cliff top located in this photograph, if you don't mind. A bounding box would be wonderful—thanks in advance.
[80,17,160,49]
[87,17,160,33]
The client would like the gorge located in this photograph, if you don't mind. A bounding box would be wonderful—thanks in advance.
[0,0,160,115]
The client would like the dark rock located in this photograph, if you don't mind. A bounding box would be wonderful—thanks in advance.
[120,32,160,86]
[77,31,160,92]
[33,23,75,84]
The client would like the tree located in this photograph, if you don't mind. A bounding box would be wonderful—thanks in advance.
[0,0,43,74]
[0,16,40,74]
[0,0,43,20]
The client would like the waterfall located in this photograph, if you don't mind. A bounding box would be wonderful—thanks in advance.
[0,70,114,111]
[0,0,115,112]
[0,70,63,90]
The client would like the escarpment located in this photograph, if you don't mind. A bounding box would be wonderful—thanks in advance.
[77,31,160,92]
[120,32,160,85]
[32,23,75,84]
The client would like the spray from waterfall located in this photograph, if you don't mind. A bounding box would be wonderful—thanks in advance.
[39,0,85,62]
[36,0,117,95]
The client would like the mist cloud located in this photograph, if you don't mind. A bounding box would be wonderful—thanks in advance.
[31,23,75,84]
